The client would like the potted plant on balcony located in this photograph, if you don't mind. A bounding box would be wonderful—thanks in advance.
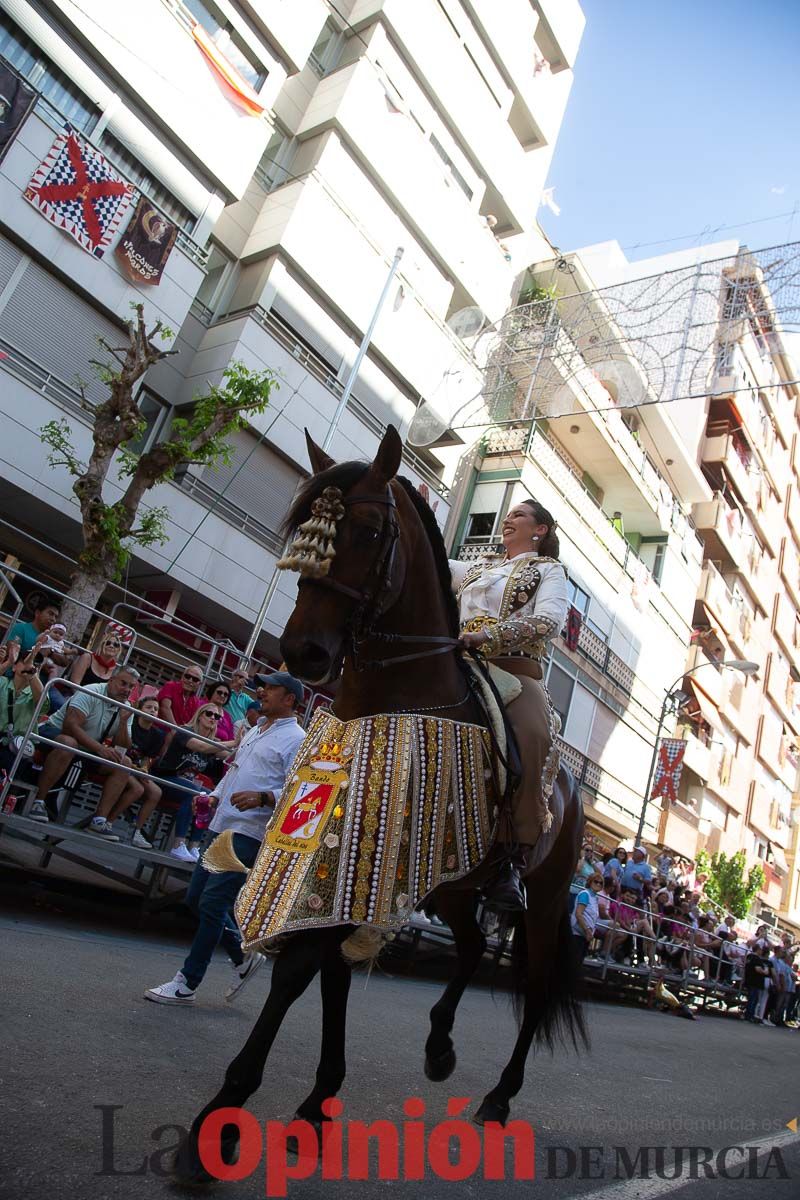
[506,282,559,354]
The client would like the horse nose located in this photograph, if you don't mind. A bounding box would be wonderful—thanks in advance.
[280,634,332,682]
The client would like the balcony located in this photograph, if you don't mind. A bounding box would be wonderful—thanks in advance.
[706,746,749,814]
[703,823,742,860]
[684,645,725,708]
[758,862,785,912]
[296,56,513,316]
[774,592,800,673]
[766,652,794,723]
[702,431,754,506]
[763,441,791,501]
[779,535,800,612]
[747,487,782,558]
[692,495,746,569]
[697,561,738,638]
[658,803,700,859]
[676,726,711,781]
[526,428,654,582]
[787,484,800,542]
[720,672,759,745]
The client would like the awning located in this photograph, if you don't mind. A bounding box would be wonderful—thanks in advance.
[192,24,266,115]
[769,843,789,875]
[701,599,731,640]
[687,679,724,732]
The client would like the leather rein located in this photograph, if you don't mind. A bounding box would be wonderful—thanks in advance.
[298,486,461,672]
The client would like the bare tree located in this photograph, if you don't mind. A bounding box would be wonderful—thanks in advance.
[41,303,277,639]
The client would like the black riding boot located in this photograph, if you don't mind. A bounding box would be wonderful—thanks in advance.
[482,850,528,914]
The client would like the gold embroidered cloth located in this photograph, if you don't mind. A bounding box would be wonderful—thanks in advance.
[235,709,496,950]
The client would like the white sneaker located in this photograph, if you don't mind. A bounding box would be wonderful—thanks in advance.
[131,829,152,850]
[188,845,201,861]
[87,817,120,841]
[170,844,196,862]
[29,801,50,823]
[144,971,196,1005]
[226,952,266,1002]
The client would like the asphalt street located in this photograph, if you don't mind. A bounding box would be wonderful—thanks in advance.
[1,888,799,1200]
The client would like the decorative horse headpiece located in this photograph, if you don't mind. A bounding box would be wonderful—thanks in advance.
[277,486,346,578]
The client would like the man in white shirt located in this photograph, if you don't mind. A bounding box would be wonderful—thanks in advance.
[144,673,306,1006]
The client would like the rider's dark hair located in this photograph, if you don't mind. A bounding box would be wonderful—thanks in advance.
[521,498,560,558]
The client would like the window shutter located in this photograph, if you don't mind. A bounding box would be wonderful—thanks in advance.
[0,257,123,403]
[201,429,303,534]
[0,234,24,292]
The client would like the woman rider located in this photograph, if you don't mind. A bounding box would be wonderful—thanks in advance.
[450,498,568,911]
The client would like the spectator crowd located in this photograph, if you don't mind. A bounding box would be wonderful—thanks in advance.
[570,839,799,1028]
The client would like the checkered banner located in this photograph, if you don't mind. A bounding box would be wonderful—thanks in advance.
[23,127,133,259]
[650,738,687,804]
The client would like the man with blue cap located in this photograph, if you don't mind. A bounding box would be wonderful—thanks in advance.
[145,670,306,1006]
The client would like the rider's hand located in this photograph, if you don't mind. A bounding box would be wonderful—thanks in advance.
[459,630,491,651]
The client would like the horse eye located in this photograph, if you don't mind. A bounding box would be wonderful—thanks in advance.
[356,526,380,544]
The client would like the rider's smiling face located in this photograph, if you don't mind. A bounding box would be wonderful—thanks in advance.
[501,505,547,556]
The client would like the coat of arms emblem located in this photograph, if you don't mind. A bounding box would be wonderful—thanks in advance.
[266,740,352,854]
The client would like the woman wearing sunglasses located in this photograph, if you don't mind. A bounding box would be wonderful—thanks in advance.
[69,628,124,688]
[150,703,236,862]
[204,682,235,742]
[0,650,44,773]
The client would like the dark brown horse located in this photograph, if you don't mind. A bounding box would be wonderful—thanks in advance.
[175,426,586,1183]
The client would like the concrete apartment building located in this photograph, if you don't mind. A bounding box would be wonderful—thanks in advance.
[570,239,800,932]
[0,0,584,648]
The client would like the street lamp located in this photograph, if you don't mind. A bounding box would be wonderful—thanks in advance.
[635,658,760,846]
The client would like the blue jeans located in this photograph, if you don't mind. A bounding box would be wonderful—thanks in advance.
[181,830,261,990]
[153,774,206,839]
[745,986,762,1020]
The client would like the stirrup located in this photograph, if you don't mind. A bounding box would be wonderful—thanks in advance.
[482,859,527,914]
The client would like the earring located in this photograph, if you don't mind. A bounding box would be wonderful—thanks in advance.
[531,534,539,542]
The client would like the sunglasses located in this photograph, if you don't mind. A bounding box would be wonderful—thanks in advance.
[19,667,36,675]
[212,688,230,697]
[183,673,202,682]
[203,711,222,721]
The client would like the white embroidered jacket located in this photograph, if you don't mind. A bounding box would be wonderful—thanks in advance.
[449,552,569,660]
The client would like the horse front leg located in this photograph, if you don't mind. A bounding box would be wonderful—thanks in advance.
[424,889,486,1082]
[173,927,348,1184]
[295,939,353,1125]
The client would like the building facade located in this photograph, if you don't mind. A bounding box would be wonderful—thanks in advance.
[506,238,800,929]
[0,0,584,651]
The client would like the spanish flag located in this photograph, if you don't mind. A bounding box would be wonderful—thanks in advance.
[192,23,265,116]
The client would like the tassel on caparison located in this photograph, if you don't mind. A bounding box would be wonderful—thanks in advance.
[202,829,249,874]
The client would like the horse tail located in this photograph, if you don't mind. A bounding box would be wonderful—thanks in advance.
[509,781,589,1052]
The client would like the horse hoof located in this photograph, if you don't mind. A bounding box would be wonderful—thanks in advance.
[172,1126,240,1186]
[473,1099,509,1127]
[424,1047,456,1081]
[286,1118,322,1161]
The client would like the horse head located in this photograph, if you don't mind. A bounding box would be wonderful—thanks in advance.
[279,426,409,685]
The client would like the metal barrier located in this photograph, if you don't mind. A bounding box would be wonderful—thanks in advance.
[0,677,236,812]
[0,563,137,661]
[0,564,23,651]
[577,889,743,992]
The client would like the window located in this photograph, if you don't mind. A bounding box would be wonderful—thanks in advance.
[183,0,267,88]
[193,243,235,317]
[128,392,169,454]
[545,661,575,729]
[463,480,514,543]
[254,125,297,193]
[566,579,589,617]
[0,13,97,132]
[309,18,345,77]
[98,132,196,231]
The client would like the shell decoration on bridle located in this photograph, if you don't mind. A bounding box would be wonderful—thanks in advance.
[277,486,346,578]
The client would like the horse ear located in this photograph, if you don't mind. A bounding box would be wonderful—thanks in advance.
[305,429,335,475]
[370,425,402,484]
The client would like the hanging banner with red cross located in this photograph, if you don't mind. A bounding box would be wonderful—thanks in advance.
[23,127,133,259]
[650,738,687,803]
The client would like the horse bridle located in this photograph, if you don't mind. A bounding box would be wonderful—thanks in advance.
[299,485,461,672]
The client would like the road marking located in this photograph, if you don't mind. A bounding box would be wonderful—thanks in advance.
[642,1077,673,1082]
[575,1128,798,1199]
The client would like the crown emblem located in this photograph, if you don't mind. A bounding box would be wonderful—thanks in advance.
[309,740,354,772]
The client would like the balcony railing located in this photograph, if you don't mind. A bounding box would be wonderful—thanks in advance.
[224,305,450,497]
[176,475,284,555]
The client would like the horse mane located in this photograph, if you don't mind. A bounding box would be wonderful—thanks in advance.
[281,461,459,639]
[394,476,460,638]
